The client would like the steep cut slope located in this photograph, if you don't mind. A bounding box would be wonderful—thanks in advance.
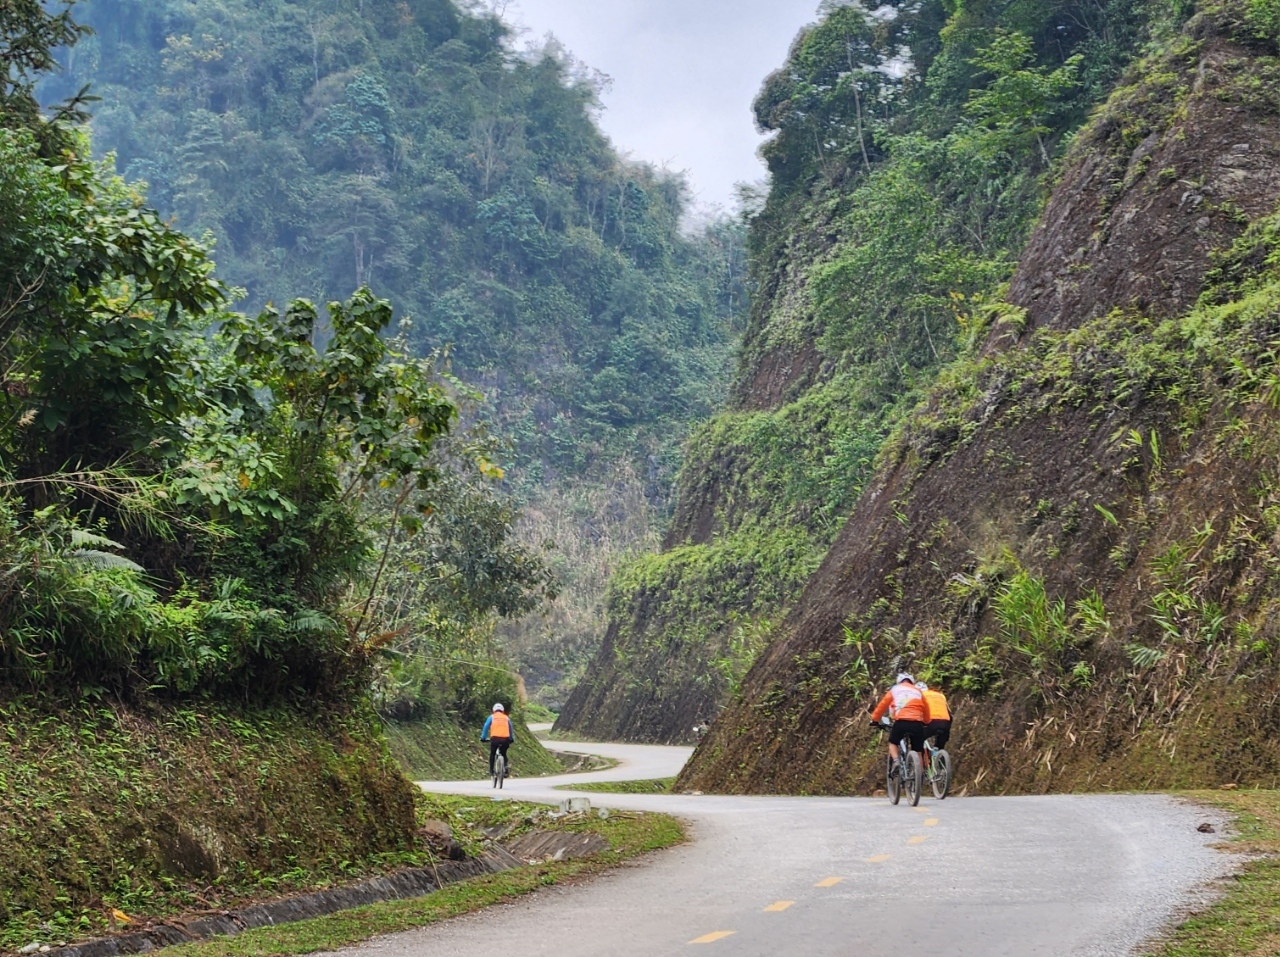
[0,702,419,947]
[555,0,1157,743]
[681,4,1280,794]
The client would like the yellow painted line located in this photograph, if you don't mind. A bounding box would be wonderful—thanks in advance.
[764,901,795,912]
[866,854,893,863]
[913,806,930,812]
[689,931,736,944]
[814,876,845,887]
[924,818,939,826]
[907,835,928,845]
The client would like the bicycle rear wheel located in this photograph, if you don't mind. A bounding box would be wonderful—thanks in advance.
[887,754,900,805]
[497,754,506,789]
[931,749,951,799]
[907,751,923,806]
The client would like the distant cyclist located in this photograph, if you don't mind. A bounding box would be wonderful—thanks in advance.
[870,672,929,771]
[916,681,951,768]
[481,703,514,776]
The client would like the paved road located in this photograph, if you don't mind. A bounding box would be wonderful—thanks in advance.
[342,741,1235,957]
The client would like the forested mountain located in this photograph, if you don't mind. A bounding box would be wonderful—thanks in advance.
[44,0,747,703]
[556,0,1200,743]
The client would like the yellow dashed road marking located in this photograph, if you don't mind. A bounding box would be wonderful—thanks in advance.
[690,932,736,944]
[814,877,845,887]
[764,901,795,912]
[913,806,930,812]
[866,854,893,863]
[924,818,939,826]
[907,835,928,845]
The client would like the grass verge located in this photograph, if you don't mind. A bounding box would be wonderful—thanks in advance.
[0,701,421,951]
[1143,790,1280,956]
[382,715,562,780]
[161,794,684,957]
[554,778,676,794]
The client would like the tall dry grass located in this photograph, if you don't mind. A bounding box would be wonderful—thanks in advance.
[497,462,661,706]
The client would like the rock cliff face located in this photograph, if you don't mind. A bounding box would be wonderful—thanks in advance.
[680,11,1280,793]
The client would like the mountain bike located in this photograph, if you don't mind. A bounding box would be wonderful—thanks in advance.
[872,723,922,806]
[923,737,950,799]
[492,750,507,789]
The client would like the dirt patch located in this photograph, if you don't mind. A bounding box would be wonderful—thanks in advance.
[505,830,610,863]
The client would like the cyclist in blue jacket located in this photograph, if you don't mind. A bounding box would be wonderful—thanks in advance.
[481,703,514,775]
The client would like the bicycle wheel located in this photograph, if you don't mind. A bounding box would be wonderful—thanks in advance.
[931,749,951,800]
[907,751,922,806]
[497,754,506,789]
[887,754,901,805]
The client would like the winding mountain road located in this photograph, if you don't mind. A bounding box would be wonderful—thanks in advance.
[341,738,1235,957]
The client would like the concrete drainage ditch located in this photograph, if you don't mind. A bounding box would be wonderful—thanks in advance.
[44,800,612,957]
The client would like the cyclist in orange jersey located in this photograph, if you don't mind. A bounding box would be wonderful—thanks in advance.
[870,672,930,771]
[481,703,514,775]
[916,681,951,768]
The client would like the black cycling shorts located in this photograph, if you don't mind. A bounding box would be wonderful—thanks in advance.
[889,719,926,752]
[925,719,951,749]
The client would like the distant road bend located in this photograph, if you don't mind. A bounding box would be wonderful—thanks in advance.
[343,739,1234,957]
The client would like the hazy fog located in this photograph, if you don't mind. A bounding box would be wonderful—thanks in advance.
[505,0,822,210]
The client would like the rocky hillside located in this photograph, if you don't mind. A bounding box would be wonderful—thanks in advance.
[556,0,1159,743]
[681,2,1280,794]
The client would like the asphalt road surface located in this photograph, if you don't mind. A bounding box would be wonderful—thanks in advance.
[339,740,1236,957]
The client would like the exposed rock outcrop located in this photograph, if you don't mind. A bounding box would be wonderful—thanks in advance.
[681,11,1280,795]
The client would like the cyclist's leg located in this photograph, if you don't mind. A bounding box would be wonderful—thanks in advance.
[922,720,944,767]
[498,739,511,770]
[933,721,951,750]
[906,721,927,759]
[888,721,905,764]
[488,739,499,774]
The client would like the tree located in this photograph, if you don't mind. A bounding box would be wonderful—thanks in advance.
[963,31,1082,166]
[755,2,906,189]
[0,0,92,151]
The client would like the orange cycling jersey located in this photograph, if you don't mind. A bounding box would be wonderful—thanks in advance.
[871,683,929,723]
[489,712,512,738]
[922,689,950,721]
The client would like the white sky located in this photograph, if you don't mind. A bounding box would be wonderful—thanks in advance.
[502,0,824,211]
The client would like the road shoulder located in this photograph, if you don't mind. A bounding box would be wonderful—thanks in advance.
[1140,790,1280,956]
[159,794,685,957]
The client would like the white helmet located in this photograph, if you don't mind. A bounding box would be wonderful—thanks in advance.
[896,672,915,684]
[493,703,505,712]
[916,681,929,692]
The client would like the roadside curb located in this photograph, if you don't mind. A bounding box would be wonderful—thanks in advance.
[45,849,523,957]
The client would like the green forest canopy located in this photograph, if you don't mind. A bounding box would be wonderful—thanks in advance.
[45,0,748,488]
[0,0,567,719]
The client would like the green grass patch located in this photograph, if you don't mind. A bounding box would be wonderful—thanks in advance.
[0,701,422,952]
[383,715,562,780]
[522,702,559,724]
[539,728,600,743]
[164,797,685,957]
[554,778,676,794]
[1144,790,1280,956]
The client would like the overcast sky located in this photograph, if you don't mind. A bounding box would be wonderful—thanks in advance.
[502,0,824,211]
